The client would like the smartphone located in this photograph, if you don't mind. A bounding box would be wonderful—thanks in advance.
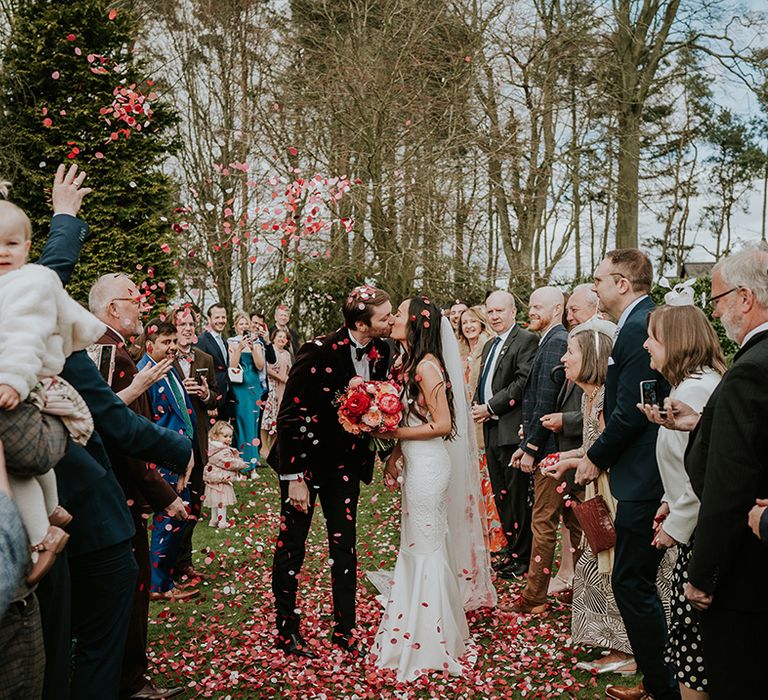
[97,344,115,383]
[195,367,209,383]
[640,379,666,416]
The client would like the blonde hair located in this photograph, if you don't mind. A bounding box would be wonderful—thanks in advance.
[648,305,727,386]
[232,309,250,332]
[209,420,233,441]
[457,306,490,350]
[0,181,33,241]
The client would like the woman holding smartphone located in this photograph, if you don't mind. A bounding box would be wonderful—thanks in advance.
[228,311,265,470]
[639,295,726,700]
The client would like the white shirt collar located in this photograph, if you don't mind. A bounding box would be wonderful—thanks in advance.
[347,330,368,348]
[617,295,648,331]
[106,325,126,344]
[742,321,768,347]
[494,323,515,345]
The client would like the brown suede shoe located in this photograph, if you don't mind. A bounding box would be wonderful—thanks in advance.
[498,597,547,615]
[149,588,199,602]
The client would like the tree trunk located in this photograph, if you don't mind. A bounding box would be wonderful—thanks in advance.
[615,107,641,249]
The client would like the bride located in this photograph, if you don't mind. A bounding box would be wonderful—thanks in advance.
[369,296,496,682]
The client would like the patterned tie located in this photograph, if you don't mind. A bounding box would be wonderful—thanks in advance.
[167,372,195,439]
[479,336,502,404]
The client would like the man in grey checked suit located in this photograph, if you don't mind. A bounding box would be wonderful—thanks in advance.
[472,290,538,579]
[508,287,571,610]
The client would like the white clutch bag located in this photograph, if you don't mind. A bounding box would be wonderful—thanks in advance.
[227,367,244,384]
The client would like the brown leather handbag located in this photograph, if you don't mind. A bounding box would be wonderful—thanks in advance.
[571,495,616,554]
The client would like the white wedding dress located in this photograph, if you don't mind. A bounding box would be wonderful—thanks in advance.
[369,320,496,682]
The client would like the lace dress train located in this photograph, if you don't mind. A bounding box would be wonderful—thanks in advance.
[369,435,469,681]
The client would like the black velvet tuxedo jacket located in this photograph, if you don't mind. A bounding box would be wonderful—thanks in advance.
[473,325,538,447]
[685,329,768,610]
[268,328,391,484]
[587,296,669,502]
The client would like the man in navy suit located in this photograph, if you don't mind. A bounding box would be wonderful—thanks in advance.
[195,303,234,417]
[575,250,676,700]
[137,320,199,601]
[33,165,193,699]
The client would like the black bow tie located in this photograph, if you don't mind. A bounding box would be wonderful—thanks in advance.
[355,343,373,361]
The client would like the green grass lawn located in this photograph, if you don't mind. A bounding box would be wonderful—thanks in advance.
[147,470,641,699]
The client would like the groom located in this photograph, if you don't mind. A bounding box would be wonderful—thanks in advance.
[269,286,393,658]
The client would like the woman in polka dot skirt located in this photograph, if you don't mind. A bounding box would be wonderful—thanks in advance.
[641,301,727,699]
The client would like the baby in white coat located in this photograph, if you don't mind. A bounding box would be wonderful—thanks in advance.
[0,188,106,584]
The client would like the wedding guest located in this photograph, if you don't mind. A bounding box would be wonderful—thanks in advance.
[543,318,640,675]
[196,303,233,416]
[136,320,198,603]
[541,283,599,597]
[229,311,266,471]
[577,249,677,700]
[0,403,67,700]
[506,287,570,607]
[681,245,768,700]
[640,296,726,700]
[449,299,469,332]
[270,304,301,355]
[261,328,293,459]
[89,275,192,698]
[169,305,219,582]
[472,291,538,579]
[0,444,26,620]
[204,421,246,528]
[458,306,506,553]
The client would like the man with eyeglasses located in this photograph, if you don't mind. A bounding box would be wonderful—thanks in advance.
[679,244,768,699]
[576,249,676,700]
[88,274,191,699]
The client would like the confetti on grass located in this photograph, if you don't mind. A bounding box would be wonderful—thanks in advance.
[147,473,607,698]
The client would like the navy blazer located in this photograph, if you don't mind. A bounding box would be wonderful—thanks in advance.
[37,214,193,556]
[587,296,668,502]
[136,356,197,464]
[520,324,569,458]
[195,330,232,409]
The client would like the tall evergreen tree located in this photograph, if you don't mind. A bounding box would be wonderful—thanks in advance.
[0,0,178,302]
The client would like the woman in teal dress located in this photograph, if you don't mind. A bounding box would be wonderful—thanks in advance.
[228,311,265,471]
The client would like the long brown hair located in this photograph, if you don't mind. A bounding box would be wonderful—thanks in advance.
[647,305,727,386]
[398,297,457,438]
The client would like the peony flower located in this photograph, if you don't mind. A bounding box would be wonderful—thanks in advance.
[378,393,403,416]
[361,407,382,428]
[348,376,365,389]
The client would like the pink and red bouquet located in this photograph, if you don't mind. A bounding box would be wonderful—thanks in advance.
[336,377,403,451]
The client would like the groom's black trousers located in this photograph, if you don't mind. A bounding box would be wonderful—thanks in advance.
[272,471,361,640]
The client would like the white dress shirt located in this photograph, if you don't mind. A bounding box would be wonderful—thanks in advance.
[481,324,514,406]
[210,330,227,360]
[616,294,649,333]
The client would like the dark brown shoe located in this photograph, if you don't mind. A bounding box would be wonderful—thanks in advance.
[129,681,184,699]
[605,683,652,700]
